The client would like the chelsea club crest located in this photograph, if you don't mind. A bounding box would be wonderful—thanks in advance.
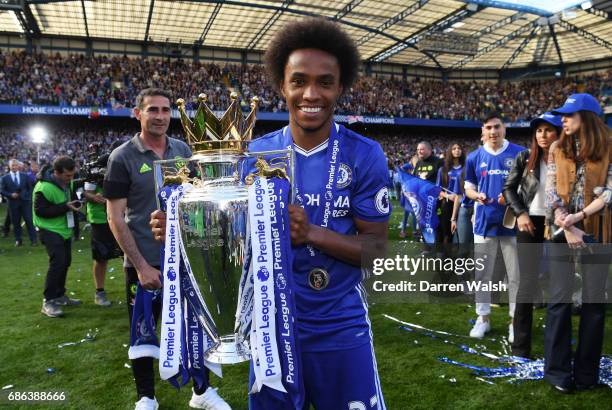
[336,163,352,189]
[405,192,421,218]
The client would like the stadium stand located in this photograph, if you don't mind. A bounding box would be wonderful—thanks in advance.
[1,50,610,122]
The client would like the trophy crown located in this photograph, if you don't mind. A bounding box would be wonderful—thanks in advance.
[177,92,259,153]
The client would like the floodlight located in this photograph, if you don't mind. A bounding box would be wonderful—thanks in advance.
[30,126,47,144]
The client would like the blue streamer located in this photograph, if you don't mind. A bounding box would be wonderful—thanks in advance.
[390,315,612,388]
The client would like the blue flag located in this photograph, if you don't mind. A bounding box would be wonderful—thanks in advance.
[398,171,442,244]
[396,166,414,214]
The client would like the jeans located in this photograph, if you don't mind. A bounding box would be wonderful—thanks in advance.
[401,210,417,232]
[455,206,473,244]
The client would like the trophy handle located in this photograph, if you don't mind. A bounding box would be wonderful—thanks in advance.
[244,157,289,185]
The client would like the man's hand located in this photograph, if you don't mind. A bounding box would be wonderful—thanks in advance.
[150,210,167,242]
[91,193,106,205]
[288,204,311,246]
[451,220,457,234]
[517,212,535,236]
[497,193,505,206]
[475,192,488,205]
[137,264,162,289]
[10,192,18,199]
[439,191,456,201]
[66,200,82,211]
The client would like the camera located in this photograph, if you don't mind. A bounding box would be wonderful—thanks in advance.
[81,143,110,185]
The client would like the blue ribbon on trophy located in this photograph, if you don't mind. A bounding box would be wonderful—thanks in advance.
[272,177,304,409]
[157,183,222,390]
[246,175,304,409]
[128,284,161,360]
[178,217,223,383]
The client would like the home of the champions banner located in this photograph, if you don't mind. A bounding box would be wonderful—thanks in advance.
[148,176,303,407]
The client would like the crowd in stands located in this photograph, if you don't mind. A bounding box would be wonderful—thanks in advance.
[0,124,531,174]
[1,50,610,122]
[0,128,134,170]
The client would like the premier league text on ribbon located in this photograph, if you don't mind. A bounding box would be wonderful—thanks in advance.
[160,188,183,378]
[252,178,279,378]
[162,283,179,369]
[189,313,201,370]
[267,180,295,385]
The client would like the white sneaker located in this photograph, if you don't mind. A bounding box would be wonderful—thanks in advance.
[469,317,491,338]
[190,387,231,410]
[95,291,112,307]
[135,396,159,410]
[508,323,514,344]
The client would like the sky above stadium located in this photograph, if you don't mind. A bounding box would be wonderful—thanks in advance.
[514,0,585,12]
[472,1,587,14]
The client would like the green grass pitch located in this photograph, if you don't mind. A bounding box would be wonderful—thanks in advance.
[0,203,609,409]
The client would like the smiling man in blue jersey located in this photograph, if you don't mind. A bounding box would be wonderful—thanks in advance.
[249,18,390,410]
[464,112,525,340]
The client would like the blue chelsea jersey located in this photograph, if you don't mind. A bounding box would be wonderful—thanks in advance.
[464,140,525,237]
[248,123,391,352]
[436,165,463,194]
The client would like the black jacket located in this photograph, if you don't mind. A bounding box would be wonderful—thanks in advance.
[503,149,544,217]
[414,155,443,183]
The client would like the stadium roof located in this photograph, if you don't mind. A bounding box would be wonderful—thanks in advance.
[0,0,610,70]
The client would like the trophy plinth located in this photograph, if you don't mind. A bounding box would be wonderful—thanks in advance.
[205,335,251,364]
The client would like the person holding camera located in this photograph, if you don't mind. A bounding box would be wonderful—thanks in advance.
[33,156,83,318]
[544,93,611,393]
[83,180,120,307]
[83,143,122,307]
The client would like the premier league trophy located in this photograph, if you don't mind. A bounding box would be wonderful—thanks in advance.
[155,93,292,366]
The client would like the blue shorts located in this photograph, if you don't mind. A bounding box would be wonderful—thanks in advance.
[249,343,386,410]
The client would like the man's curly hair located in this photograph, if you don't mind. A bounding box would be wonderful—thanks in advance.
[264,18,360,93]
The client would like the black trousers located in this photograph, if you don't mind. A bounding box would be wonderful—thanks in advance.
[125,267,209,399]
[437,199,455,244]
[512,215,546,358]
[544,234,609,387]
[2,209,10,235]
[9,199,36,243]
[40,229,72,300]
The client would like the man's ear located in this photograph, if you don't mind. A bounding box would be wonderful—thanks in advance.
[279,81,286,99]
[133,107,141,120]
